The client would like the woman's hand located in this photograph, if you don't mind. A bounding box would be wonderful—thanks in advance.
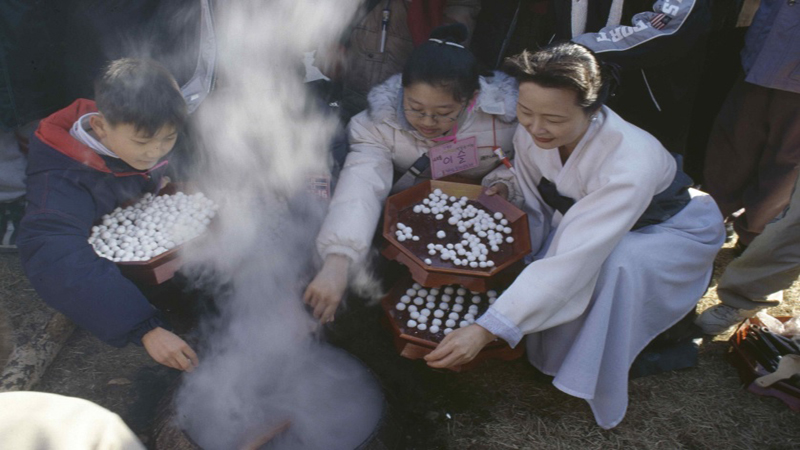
[303,254,350,323]
[424,324,497,369]
[485,183,509,200]
[142,327,199,372]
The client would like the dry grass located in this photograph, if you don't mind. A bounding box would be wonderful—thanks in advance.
[19,239,800,449]
[438,241,799,450]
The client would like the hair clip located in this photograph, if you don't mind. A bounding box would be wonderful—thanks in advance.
[428,38,465,49]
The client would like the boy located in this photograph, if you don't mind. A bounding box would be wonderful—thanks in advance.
[18,58,198,372]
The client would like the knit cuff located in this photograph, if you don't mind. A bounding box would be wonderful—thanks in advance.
[128,315,167,346]
[476,307,523,348]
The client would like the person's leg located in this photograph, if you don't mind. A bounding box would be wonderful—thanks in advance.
[703,76,770,220]
[526,193,723,428]
[697,176,800,334]
[732,87,800,245]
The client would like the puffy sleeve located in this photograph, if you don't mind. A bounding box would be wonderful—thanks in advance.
[572,0,710,69]
[17,177,163,347]
[478,132,672,347]
[316,111,395,264]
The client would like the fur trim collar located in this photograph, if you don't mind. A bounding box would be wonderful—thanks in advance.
[366,71,519,126]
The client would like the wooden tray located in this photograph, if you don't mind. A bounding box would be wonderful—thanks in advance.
[380,275,524,372]
[382,180,531,290]
[727,316,800,411]
[117,247,184,286]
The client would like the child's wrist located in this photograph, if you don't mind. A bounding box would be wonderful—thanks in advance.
[130,316,165,346]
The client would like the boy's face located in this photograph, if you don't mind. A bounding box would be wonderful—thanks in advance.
[90,115,178,170]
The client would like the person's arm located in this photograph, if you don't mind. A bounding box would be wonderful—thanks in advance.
[19,204,199,371]
[303,254,351,323]
[572,0,711,69]
[476,133,666,348]
[17,179,197,371]
[481,164,522,206]
[424,323,496,369]
[305,111,395,322]
[142,327,198,372]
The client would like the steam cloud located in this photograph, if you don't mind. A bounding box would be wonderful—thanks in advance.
[172,1,383,448]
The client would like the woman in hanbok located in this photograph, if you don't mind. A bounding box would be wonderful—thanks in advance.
[425,42,725,428]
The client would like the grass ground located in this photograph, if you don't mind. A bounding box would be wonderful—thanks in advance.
[21,238,800,449]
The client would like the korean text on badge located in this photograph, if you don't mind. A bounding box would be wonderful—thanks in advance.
[429,136,479,179]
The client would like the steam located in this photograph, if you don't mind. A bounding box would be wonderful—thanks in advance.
[172,1,384,449]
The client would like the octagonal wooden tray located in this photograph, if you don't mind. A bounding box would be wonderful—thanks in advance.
[382,180,531,290]
[380,275,525,372]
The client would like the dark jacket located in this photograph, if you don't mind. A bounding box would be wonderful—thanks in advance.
[553,0,712,156]
[18,99,168,347]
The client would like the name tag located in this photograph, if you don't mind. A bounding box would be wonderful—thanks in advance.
[307,176,331,199]
[429,136,479,179]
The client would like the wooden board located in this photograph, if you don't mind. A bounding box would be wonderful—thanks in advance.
[381,244,523,292]
[117,247,184,286]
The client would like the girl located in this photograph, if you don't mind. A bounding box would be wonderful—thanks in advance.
[304,24,518,323]
[424,43,725,428]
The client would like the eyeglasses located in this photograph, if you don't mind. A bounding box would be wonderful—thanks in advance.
[403,102,466,123]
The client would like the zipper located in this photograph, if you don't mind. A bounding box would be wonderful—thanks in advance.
[641,69,662,112]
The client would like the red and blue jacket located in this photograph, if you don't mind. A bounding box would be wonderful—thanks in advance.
[18,99,169,347]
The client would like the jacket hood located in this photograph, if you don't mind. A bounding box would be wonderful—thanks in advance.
[33,99,166,177]
[366,71,519,126]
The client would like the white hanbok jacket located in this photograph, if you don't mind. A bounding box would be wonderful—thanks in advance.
[317,72,518,264]
[481,106,679,342]
[480,106,724,428]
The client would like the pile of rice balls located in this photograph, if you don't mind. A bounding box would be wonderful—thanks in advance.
[396,188,514,268]
[88,191,217,262]
[393,282,499,338]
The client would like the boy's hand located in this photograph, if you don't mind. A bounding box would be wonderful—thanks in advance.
[424,324,496,369]
[303,254,350,323]
[142,327,199,372]
[485,183,509,200]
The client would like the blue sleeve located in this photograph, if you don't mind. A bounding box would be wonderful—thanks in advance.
[17,176,163,347]
[572,0,711,69]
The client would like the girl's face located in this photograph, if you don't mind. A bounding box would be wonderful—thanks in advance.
[516,82,593,159]
[403,82,469,139]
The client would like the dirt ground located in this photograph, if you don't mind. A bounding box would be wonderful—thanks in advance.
[23,238,800,449]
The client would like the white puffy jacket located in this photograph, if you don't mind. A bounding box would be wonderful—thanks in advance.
[317,71,519,264]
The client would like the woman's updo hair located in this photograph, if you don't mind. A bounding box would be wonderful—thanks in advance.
[504,43,615,114]
[401,23,480,103]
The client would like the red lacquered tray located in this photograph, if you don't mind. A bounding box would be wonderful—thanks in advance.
[382,180,531,291]
[117,246,185,286]
[380,275,524,372]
